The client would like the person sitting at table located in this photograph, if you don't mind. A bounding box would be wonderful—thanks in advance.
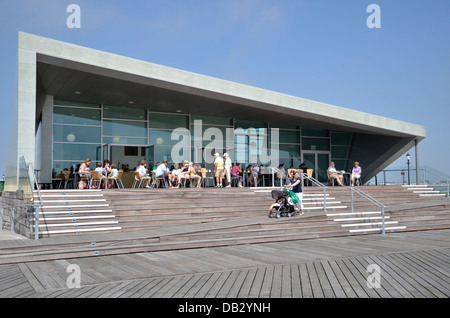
[328,161,344,186]
[231,162,243,188]
[79,158,91,178]
[192,162,203,188]
[251,162,260,187]
[102,159,112,178]
[169,163,180,187]
[175,161,190,188]
[155,159,170,187]
[108,164,119,188]
[245,164,253,186]
[351,161,362,186]
[136,160,150,188]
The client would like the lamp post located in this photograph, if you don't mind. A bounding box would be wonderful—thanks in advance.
[406,153,411,185]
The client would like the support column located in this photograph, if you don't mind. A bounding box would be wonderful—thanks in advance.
[415,138,419,184]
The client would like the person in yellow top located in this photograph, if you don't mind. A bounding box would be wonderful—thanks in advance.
[214,153,225,187]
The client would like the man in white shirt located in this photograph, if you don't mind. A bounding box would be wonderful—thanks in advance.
[328,161,344,186]
[155,160,169,187]
[223,153,232,188]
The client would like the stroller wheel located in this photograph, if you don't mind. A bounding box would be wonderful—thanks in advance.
[268,212,273,218]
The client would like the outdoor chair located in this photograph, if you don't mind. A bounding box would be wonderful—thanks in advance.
[89,170,105,189]
[201,168,214,187]
[108,171,124,189]
[150,171,168,188]
[133,171,150,188]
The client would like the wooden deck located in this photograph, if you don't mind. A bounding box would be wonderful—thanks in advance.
[0,229,449,299]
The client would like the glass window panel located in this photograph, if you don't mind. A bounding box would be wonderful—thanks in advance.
[103,105,146,120]
[149,113,188,130]
[276,144,301,158]
[332,160,349,171]
[301,138,330,151]
[235,120,267,131]
[103,120,147,138]
[269,122,299,130]
[103,137,147,145]
[191,115,232,126]
[331,146,351,159]
[275,130,300,144]
[54,100,100,108]
[301,128,329,137]
[150,129,190,146]
[53,107,101,126]
[53,143,101,161]
[331,132,354,146]
[53,125,101,143]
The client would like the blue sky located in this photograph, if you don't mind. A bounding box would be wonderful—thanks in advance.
[0,0,449,178]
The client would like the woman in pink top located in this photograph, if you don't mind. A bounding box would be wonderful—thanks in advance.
[231,163,244,188]
[351,161,362,186]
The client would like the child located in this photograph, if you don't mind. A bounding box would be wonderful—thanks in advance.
[108,164,119,188]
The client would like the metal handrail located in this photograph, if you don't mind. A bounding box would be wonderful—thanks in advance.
[350,186,388,235]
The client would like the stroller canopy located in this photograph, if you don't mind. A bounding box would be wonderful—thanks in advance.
[271,189,287,200]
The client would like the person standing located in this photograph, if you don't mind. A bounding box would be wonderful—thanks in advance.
[223,153,232,188]
[287,171,304,215]
[214,153,224,187]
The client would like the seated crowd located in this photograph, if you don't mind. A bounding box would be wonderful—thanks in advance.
[69,156,362,189]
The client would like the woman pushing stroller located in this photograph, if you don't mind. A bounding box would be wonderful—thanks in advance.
[286,171,304,216]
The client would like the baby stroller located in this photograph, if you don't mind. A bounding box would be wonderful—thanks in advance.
[268,188,296,218]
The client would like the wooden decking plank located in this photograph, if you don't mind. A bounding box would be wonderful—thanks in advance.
[290,264,302,298]
[158,275,197,298]
[128,278,163,298]
[298,263,313,298]
[352,256,392,298]
[205,271,231,298]
[269,265,282,298]
[327,260,357,298]
[154,274,195,298]
[380,252,442,298]
[193,272,223,298]
[335,258,369,298]
[345,257,380,298]
[237,267,258,298]
[247,267,266,298]
[413,249,450,280]
[320,260,347,298]
[366,255,421,298]
[216,270,241,298]
[362,255,412,298]
[305,262,324,298]
[0,280,33,298]
[259,266,274,298]
[390,251,449,297]
[314,261,335,298]
[281,264,292,298]
[180,272,214,299]
[225,268,250,298]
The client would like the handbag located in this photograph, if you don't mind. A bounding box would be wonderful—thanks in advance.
[288,190,300,204]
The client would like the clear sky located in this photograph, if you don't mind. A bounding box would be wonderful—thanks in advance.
[0,0,449,179]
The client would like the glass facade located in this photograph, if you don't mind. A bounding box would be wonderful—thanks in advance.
[51,100,355,182]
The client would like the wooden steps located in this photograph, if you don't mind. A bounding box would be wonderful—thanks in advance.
[33,190,122,237]
[0,185,448,265]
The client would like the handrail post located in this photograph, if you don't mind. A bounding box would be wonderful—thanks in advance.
[381,206,386,235]
[350,188,354,213]
[323,187,327,212]
[34,205,40,240]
